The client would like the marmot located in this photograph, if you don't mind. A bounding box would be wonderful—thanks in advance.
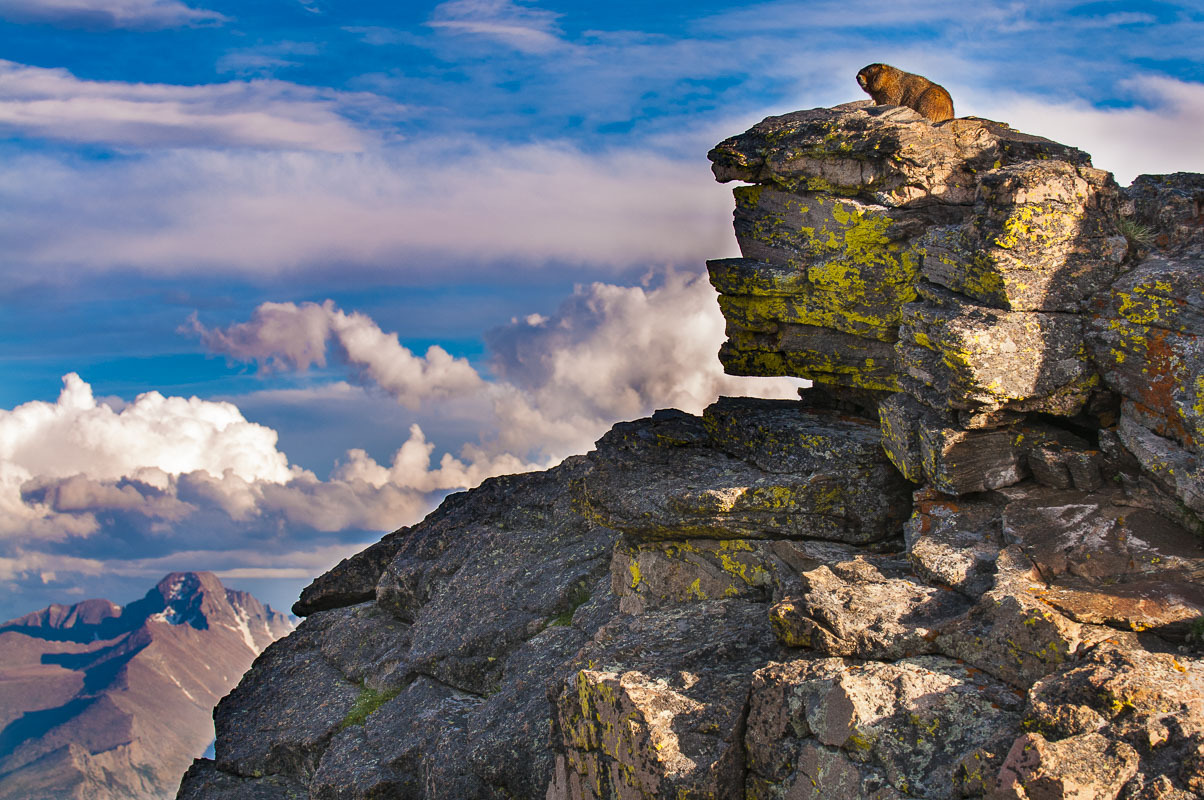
[857,63,954,122]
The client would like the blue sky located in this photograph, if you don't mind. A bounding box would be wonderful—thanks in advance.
[0,0,1201,619]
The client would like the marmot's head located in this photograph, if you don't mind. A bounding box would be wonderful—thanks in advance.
[857,63,889,91]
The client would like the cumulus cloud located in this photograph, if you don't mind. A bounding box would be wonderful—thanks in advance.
[978,76,1204,184]
[0,0,225,29]
[0,373,290,540]
[0,60,389,151]
[0,140,732,279]
[0,372,463,542]
[192,270,804,465]
[190,300,486,408]
[427,0,564,53]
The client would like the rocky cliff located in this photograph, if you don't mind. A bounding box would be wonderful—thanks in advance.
[0,572,293,800]
[178,102,1204,800]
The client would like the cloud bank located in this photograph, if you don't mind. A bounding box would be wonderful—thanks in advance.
[0,0,225,29]
[0,140,733,279]
[0,60,387,151]
[980,76,1204,184]
[2,273,801,605]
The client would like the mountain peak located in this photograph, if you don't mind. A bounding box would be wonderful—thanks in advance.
[146,571,227,629]
[0,573,294,800]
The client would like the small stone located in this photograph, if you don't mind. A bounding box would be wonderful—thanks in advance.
[904,488,1004,597]
[1030,446,1073,489]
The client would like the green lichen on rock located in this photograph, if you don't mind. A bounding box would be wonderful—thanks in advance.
[727,187,921,341]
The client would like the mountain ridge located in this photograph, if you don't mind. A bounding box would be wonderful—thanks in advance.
[0,571,293,800]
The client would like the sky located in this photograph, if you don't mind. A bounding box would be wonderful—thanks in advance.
[0,0,1201,620]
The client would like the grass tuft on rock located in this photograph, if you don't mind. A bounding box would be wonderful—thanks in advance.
[1115,215,1155,247]
[340,683,402,729]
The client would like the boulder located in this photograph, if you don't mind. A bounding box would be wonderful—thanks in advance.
[579,404,910,545]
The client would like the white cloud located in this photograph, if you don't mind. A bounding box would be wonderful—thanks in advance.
[0,372,455,545]
[428,0,565,53]
[216,41,322,77]
[0,60,386,151]
[0,373,297,541]
[970,76,1204,184]
[0,140,734,278]
[0,550,104,583]
[0,373,293,485]
[0,0,225,29]
[193,270,803,465]
[190,300,486,409]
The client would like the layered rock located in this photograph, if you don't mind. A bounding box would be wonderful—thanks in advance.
[180,105,1204,800]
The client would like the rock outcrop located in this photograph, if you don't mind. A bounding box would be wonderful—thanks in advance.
[0,572,293,800]
[179,102,1204,800]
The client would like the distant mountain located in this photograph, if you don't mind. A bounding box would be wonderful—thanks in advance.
[0,572,293,800]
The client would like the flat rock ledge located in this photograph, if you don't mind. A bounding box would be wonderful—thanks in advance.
[179,105,1204,800]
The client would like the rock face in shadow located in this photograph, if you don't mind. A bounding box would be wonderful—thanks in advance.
[0,572,292,800]
[180,106,1204,799]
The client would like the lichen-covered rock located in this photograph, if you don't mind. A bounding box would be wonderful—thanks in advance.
[920,160,1126,312]
[990,732,1139,800]
[1088,256,1204,449]
[1001,487,1204,637]
[552,600,787,800]
[1087,254,1204,519]
[745,656,1023,799]
[720,319,902,390]
[898,283,1097,419]
[612,538,794,613]
[723,186,922,341]
[904,489,1004,597]
[708,102,1089,205]
[768,556,968,659]
[936,546,1086,689]
[702,396,897,477]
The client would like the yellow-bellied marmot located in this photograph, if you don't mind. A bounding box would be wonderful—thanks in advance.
[857,63,954,122]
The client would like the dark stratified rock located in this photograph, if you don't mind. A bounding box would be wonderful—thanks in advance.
[293,529,408,616]
[186,456,619,799]
[177,761,305,800]
[579,402,910,545]
[1123,172,1204,257]
[0,573,291,800]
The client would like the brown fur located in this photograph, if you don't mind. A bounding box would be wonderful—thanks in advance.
[856,63,954,122]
